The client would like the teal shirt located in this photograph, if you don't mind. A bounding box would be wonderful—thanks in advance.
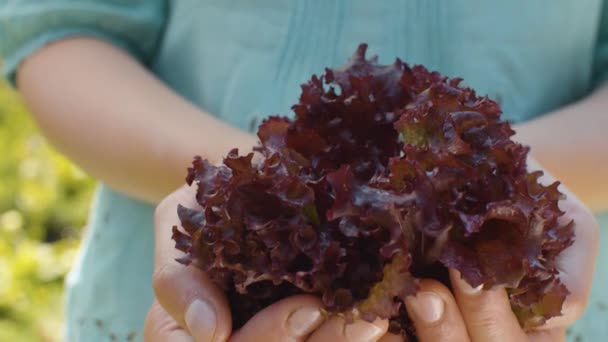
[1,1,607,341]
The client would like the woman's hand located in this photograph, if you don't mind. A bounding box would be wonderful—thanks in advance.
[404,273,566,342]
[144,184,326,341]
[405,160,599,342]
[143,184,391,342]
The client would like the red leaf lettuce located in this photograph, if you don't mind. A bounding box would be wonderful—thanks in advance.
[173,44,574,338]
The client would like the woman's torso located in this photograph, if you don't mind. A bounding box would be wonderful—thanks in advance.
[67,1,607,341]
[155,0,601,129]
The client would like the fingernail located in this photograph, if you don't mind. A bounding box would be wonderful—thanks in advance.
[185,299,216,342]
[286,306,323,337]
[406,292,445,324]
[453,274,483,295]
[344,320,385,341]
[461,281,483,295]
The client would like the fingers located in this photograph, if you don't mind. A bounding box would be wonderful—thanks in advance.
[404,279,470,341]
[449,269,527,342]
[548,187,599,328]
[527,159,600,328]
[144,300,194,342]
[230,295,324,342]
[306,316,388,342]
[153,185,232,341]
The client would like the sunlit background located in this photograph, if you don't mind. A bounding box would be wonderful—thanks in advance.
[0,82,94,341]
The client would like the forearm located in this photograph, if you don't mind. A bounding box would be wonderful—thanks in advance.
[514,84,608,212]
[16,37,256,203]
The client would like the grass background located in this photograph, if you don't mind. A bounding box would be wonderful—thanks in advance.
[0,82,95,341]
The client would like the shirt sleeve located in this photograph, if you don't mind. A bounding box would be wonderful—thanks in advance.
[0,0,167,86]
[593,0,608,88]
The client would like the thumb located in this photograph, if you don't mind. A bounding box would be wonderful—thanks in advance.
[144,300,194,342]
[152,263,232,342]
[153,185,232,341]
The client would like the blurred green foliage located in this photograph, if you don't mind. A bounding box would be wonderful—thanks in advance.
[0,83,95,341]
